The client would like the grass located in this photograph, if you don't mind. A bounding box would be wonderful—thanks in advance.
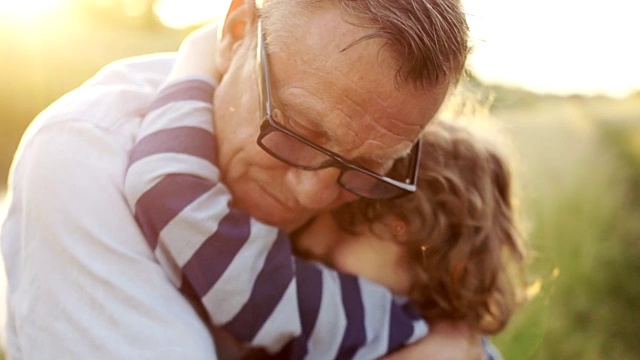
[489,94,640,359]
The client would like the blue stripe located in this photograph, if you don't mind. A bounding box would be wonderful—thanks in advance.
[134,174,214,249]
[386,301,418,353]
[289,259,324,359]
[268,259,324,359]
[335,275,366,360]
[402,301,423,321]
[148,79,215,112]
[181,207,252,297]
[129,126,216,166]
[223,230,294,342]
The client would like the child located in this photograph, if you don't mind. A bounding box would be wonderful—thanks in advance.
[294,120,527,338]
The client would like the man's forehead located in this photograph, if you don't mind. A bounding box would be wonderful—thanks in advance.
[265,4,445,161]
[274,80,433,164]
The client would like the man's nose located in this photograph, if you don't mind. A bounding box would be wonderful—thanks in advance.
[285,167,348,210]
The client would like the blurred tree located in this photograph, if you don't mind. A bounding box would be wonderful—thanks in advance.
[72,0,160,28]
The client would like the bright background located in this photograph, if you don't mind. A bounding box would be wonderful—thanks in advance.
[152,0,640,98]
[1,1,640,359]
[1,0,638,97]
[463,0,640,97]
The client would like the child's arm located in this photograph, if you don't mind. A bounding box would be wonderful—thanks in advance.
[124,77,427,358]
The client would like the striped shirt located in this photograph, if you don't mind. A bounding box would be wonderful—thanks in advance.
[124,77,429,359]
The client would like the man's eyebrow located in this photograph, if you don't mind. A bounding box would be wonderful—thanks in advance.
[284,110,332,141]
[276,97,334,140]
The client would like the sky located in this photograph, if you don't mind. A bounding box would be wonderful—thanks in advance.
[463,0,640,97]
[1,0,638,97]
[153,0,639,97]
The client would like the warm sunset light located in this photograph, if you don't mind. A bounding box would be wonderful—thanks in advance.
[154,0,230,29]
[171,0,638,98]
[1,2,639,359]
[0,0,64,20]
[464,0,640,97]
[0,0,637,96]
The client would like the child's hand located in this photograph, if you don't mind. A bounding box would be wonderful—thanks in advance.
[168,22,220,82]
[381,322,485,360]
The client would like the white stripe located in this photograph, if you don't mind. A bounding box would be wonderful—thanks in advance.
[124,153,219,209]
[484,338,504,360]
[202,219,279,325]
[154,243,183,287]
[407,319,429,345]
[138,102,214,140]
[251,281,301,353]
[305,265,347,360]
[353,279,393,360]
[158,184,232,268]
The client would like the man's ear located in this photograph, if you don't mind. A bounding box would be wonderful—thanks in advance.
[221,0,257,40]
[215,0,258,77]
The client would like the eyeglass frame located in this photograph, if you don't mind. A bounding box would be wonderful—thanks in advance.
[255,19,421,200]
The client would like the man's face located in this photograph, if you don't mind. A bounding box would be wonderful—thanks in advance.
[213,5,448,231]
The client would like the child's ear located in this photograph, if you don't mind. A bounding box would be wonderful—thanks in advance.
[381,216,408,243]
[215,0,258,76]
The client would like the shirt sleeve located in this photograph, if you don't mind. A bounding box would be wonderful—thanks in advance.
[123,77,428,359]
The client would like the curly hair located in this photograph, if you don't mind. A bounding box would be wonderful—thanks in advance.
[333,120,527,334]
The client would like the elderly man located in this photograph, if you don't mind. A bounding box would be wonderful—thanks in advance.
[1,0,478,358]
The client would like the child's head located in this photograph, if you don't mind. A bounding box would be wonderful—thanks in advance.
[294,119,527,334]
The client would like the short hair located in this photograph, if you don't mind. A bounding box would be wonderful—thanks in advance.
[259,0,469,89]
[333,119,528,334]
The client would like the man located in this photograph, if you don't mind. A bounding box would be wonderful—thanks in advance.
[1,0,477,358]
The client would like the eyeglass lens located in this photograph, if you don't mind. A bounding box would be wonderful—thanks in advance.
[260,127,408,199]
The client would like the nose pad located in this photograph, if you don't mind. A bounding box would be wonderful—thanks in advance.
[286,167,343,210]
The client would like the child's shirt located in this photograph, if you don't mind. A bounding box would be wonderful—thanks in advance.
[124,77,428,359]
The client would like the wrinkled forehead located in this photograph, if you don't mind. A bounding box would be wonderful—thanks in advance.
[262,4,448,160]
[269,52,446,162]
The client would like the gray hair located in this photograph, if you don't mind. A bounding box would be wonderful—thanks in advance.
[259,0,469,89]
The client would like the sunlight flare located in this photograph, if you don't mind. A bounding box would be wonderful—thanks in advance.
[154,0,230,29]
[526,279,542,300]
[0,0,63,20]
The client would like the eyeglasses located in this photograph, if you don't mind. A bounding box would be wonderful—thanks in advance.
[255,20,421,200]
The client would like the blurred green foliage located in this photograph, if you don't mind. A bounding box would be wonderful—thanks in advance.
[488,91,640,359]
[1,3,640,360]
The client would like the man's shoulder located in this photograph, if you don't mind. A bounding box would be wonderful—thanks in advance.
[25,53,178,136]
[85,53,177,89]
